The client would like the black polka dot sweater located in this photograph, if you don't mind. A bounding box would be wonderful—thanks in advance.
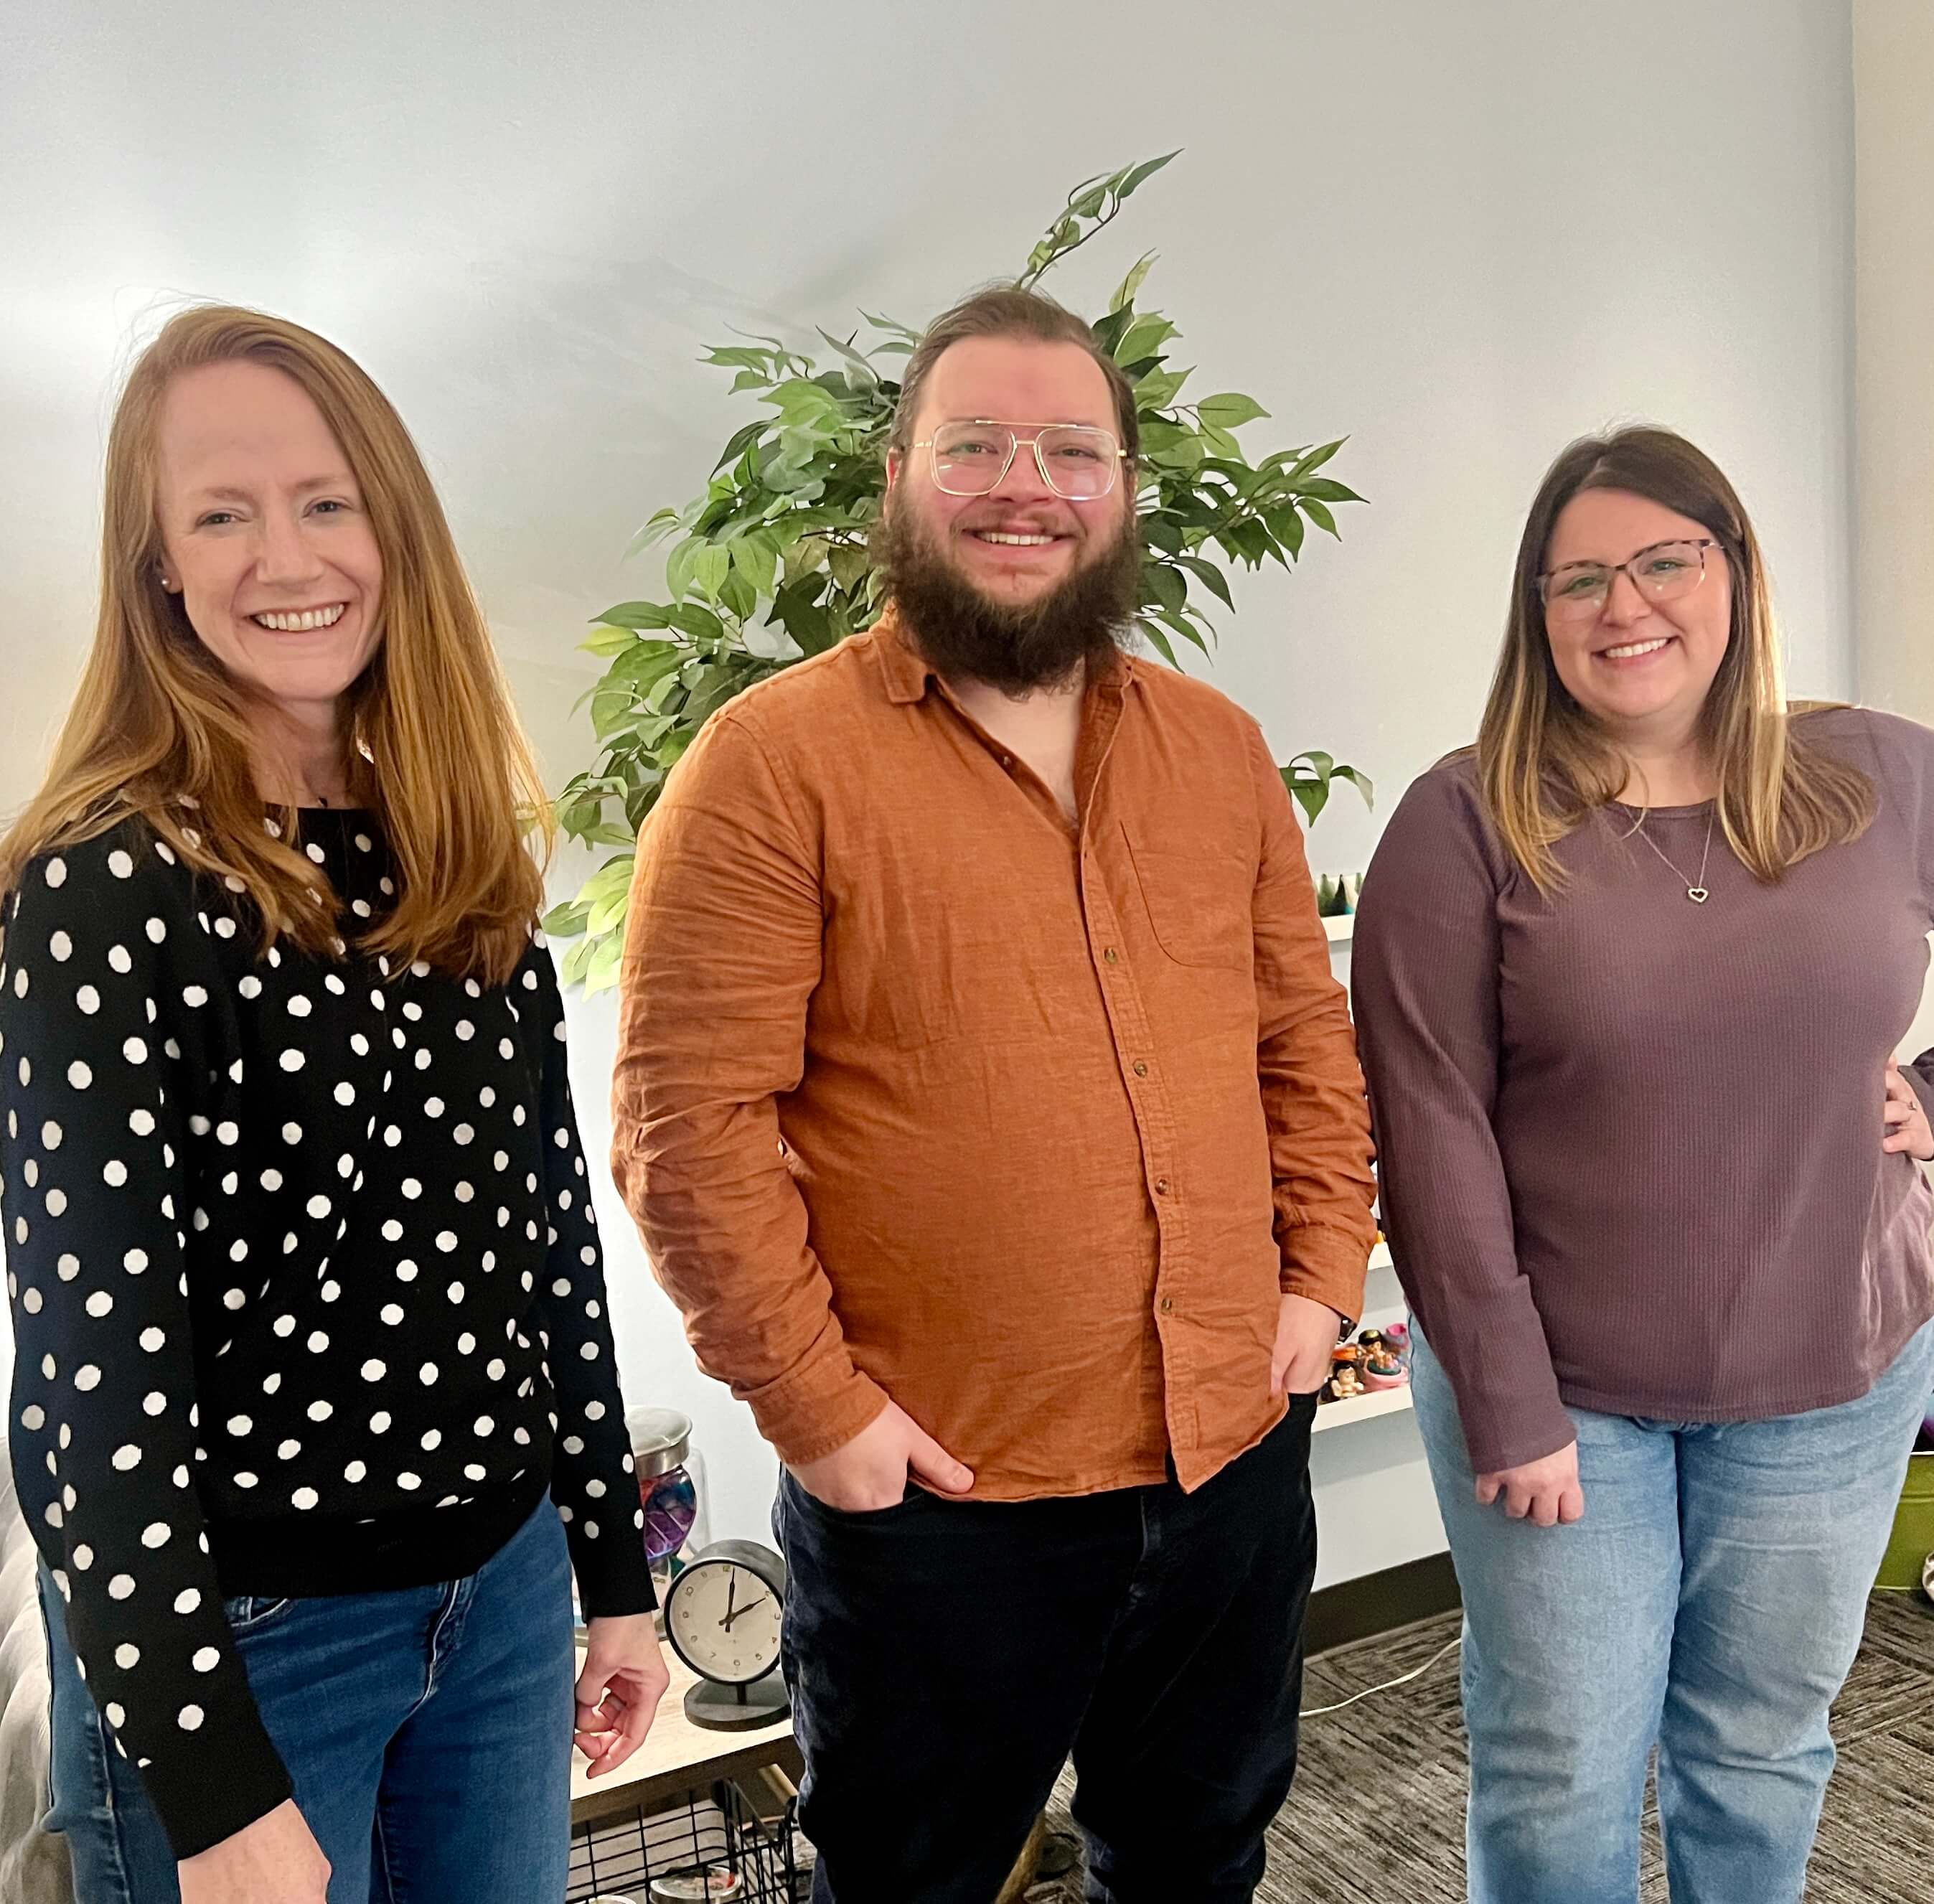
[0,809,654,1860]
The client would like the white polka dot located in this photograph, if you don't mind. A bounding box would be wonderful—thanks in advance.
[44,857,66,888]
[344,1460,367,1483]
[370,1410,392,1433]
[421,1429,442,1451]
[75,985,100,1015]
[280,1050,305,1073]
[18,1405,44,1432]
[291,1488,319,1511]
[397,1472,421,1491]
[334,1082,355,1107]
[101,1160,127,1188]
[401,1178,422,1200]
[380,1303,404,1326]
[227,1415,252,1436]
[143,1392,165,1417]
[307,1331,329,1353]
[108,1575,136,1600]
[277,1439,301,1460]
[234,1472,258,1488]
[435,1231,457,1254]
[139,1328,165,1352]
[145,919,166,944]
[174,1588,201,1614]
[108,944,132,974]
[222,1288,245,1311]
[579,1341,598,1361]
[141,1522,170,1549]
[178,1705,205,1732]
[362,1359,386,1382]
[85,1291,113,1318]
[419,1363,438,1386]
[74,1365,100,1392]
[67,1061,92,1090]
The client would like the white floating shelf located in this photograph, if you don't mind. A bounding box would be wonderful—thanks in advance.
[1321,914,1356,943]
[1312,1383,1414,1433]
[1368,1239,1391,1272]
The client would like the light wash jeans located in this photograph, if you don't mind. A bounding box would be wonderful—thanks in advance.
[1411,1317,1934,1904]
[39,1496,576,1903]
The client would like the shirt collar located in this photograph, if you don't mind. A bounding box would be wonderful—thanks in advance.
[869,600,1140,706]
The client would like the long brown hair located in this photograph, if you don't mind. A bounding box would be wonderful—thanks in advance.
[1478,426,1873,893]
[0,305,549,983]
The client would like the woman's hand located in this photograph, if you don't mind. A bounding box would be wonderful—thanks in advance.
[576,1613,672,1779]
[1475,1439,1584,1528]
[177,1799,330,1904]
[1882,1061,1934,1160]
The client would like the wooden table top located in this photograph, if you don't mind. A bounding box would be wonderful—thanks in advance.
[570,1648,797,1824]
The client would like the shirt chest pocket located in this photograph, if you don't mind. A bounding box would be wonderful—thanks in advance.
[1124,829,1255,972]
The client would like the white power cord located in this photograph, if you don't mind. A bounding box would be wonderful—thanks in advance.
[1300,1633,1462,1718]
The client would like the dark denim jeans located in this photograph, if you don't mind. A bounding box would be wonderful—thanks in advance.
[39,1496,576,1903]
[776,1399,1320,1904]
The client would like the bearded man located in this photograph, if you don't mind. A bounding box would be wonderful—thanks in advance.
[611,286,1376,1904]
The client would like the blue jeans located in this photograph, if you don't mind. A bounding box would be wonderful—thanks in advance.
[1411,1318,1934,1904]
[39,1496,576,1903]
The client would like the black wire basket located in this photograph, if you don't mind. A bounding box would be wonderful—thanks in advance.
[568,1778,803,1902]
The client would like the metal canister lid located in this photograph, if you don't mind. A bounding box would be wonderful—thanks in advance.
[647,1871,744,1900]
[625,1404,693,1479]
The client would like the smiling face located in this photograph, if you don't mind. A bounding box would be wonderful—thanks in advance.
[154,359,384,726]
[1541,487,1731,746]
[884,334,1134,610]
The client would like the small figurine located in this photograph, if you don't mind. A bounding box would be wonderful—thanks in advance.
[1361,1338,1409,1391]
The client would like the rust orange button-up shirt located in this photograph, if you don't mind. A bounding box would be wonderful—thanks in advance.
[611,607,1376,1498]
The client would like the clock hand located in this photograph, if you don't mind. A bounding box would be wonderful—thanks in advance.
[724,1573,738,1628]
[721,1594,771,1631]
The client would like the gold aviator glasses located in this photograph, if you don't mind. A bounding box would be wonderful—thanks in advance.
[914,420,1128,501]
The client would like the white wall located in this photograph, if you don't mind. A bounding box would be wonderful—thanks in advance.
[0,1,1856,1569]
[1853,1,1934,723]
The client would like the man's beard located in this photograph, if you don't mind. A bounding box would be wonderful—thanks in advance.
[874,500,1141,694]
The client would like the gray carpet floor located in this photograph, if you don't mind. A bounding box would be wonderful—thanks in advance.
[1036,1590,1934,1902]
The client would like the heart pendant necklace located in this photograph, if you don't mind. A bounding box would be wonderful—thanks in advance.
[1633,808,1717,904]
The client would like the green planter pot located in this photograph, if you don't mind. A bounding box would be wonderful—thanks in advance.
[1874,1448,1934,1593]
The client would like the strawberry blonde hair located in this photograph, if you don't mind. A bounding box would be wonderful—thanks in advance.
[0,305,549,983]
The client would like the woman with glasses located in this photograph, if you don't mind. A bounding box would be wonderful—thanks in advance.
[1351,426,1934,1904]
[0,306,667,1904]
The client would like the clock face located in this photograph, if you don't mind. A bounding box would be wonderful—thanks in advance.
[667,1559,783,1686]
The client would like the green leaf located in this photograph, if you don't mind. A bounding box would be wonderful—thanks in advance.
[1092,307,1135,356]
[1069,180,1110,219]
[1173,554,1234,609]
[1284,438,1346,481]
[541,898,593,938]
[1117,151,1181,198]
[691,545,731,601]
[1109,250,1158,314]
[1144,561,1187,616]
[1222,519,1269,566]
[1135,367,1190,411]
[1135,616,1180,667]
[560,932,597,985]
[815,327,881,385]
[665,602,725,642]
[584,932,625,998]
[664,537,702,601]
[1296,477,1366,505]
[1114,314,1178,365]
[1263,504,1307,558]
[593,601,673,631]
[713,419,768,473]
[1140,513,1184,555]
[1302,498,1341,538]
[580,625,643,658]
[1287,777,1328,826]
[1196,393,1269,431]
[773,578,836,655]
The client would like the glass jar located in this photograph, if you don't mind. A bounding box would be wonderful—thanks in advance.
[626,1405,710,1605]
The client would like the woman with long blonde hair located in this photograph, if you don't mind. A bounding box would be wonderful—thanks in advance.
[1353,427,1934,1903]
[0,306,666,1904]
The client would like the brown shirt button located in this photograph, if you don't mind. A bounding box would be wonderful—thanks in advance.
[1132,1061,1149,1078]
[1159,1297,1175,1315]
[1103,947,1119,964]
[1154,1178,1170,1196]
